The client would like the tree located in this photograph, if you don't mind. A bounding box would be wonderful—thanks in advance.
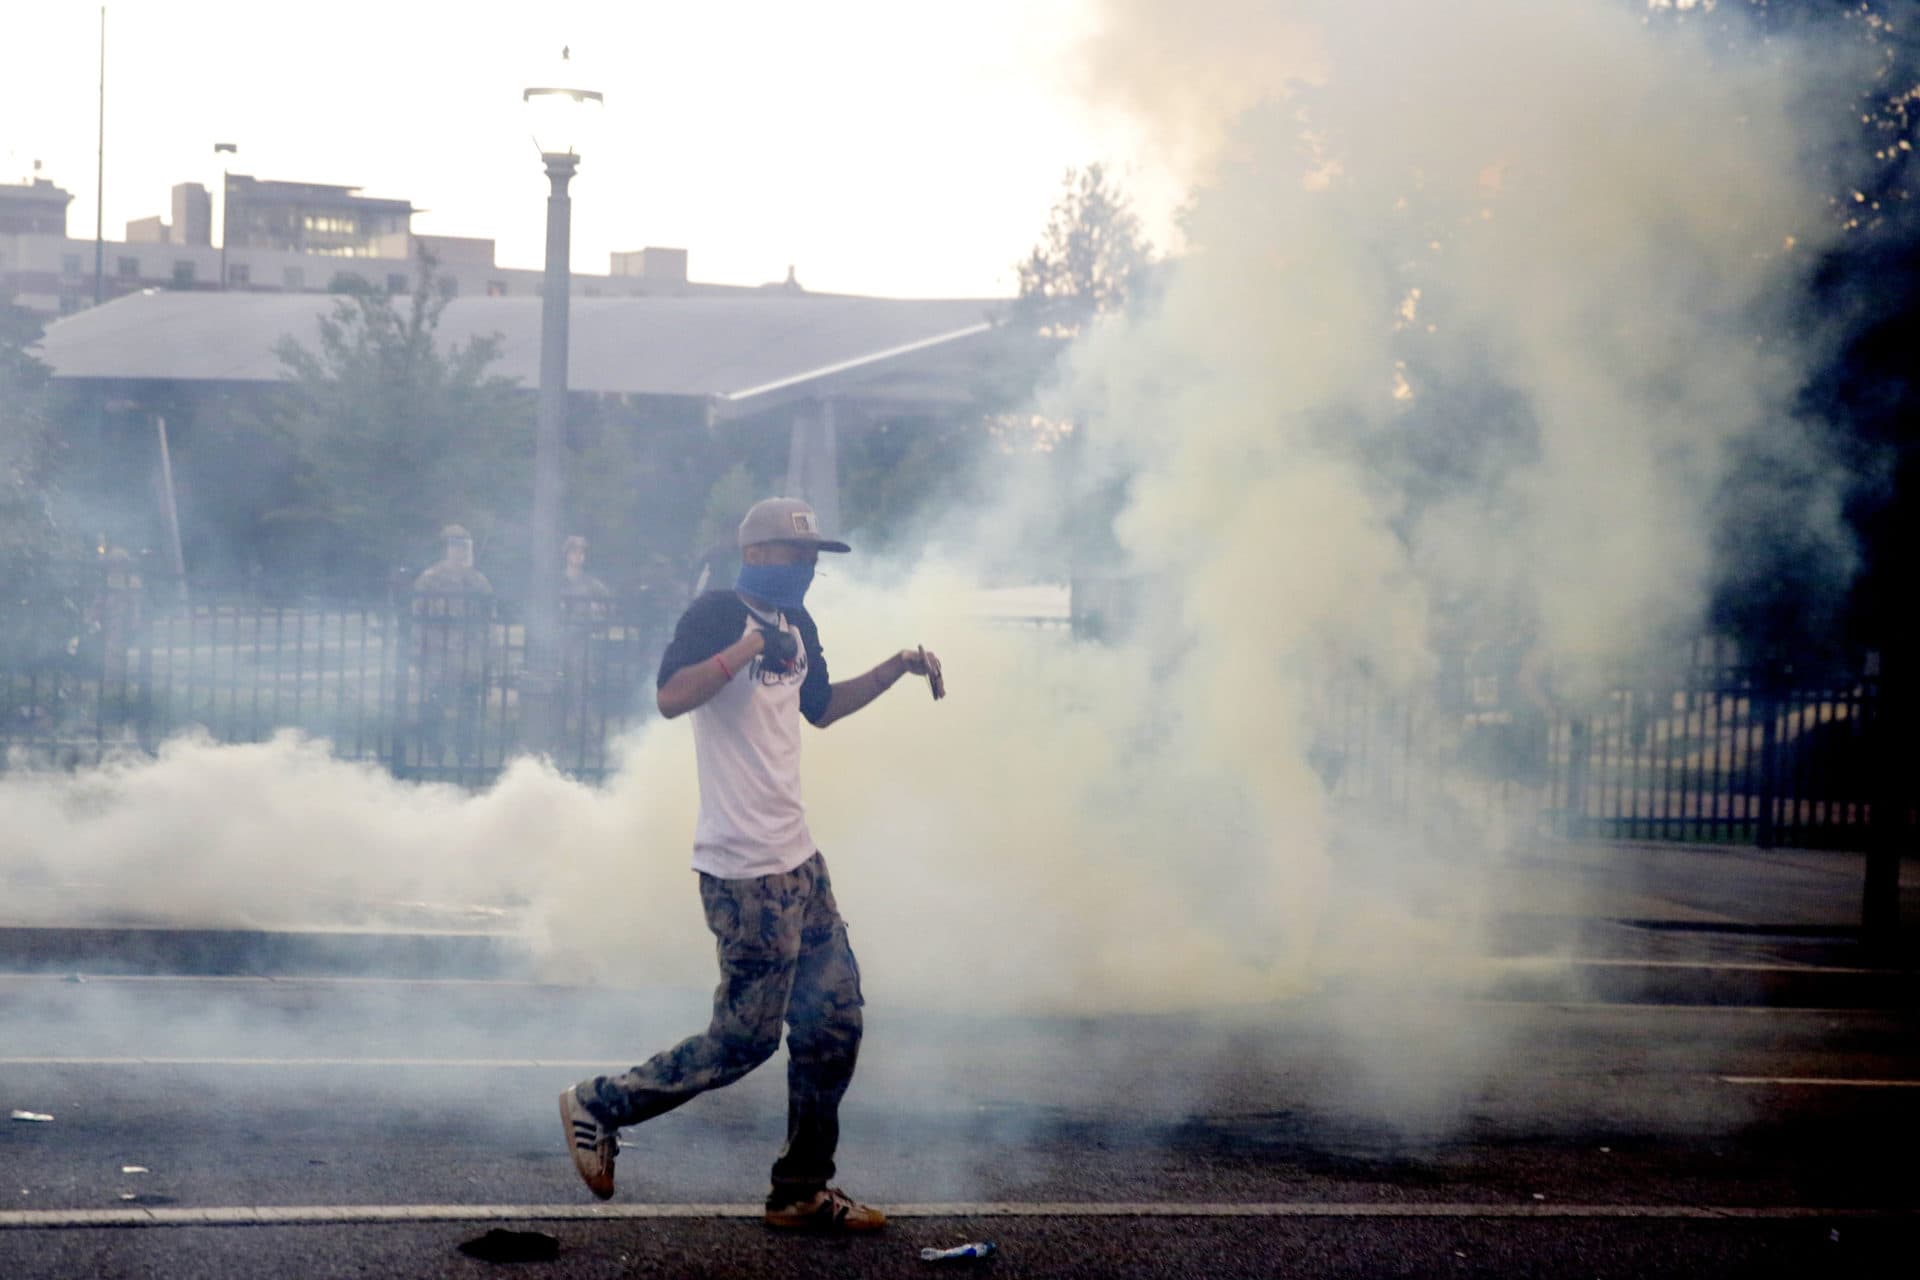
[1788,0,1920,663]
[1012,165,1157,630]
[1013,163,1154,339]
[265,255,530,585]
[0,297,82,663]
[1649,0,1920,665]
[558,396,748,602]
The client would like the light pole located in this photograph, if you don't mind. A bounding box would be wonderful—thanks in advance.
[521,62,602,753]
[93,6,105,306]
[214,142,237,289]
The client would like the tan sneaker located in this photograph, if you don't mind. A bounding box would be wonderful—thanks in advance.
[558,1088,618,1200]
[764,1186,888,1233]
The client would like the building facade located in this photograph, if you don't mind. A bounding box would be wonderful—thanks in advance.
[1,229,741,319]
[3,170,748,318]
[222,175,412,257]
[0,178,73,236]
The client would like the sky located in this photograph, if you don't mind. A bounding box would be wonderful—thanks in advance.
[2,0,1181,299]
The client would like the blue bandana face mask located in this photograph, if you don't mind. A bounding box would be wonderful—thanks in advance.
[735,559,815,609]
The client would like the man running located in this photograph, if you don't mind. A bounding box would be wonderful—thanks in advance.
[560,497,944,1233]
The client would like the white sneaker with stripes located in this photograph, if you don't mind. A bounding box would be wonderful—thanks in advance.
[558,1088,618,1200]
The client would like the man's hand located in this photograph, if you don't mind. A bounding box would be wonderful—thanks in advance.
[657,628,766,719]
[758,624,799,673]
[902,646,945,700]
[816,644,946,726]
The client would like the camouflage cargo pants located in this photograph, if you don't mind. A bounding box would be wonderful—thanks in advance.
[577,851,864,1200]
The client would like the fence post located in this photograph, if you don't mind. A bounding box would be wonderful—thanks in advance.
[387,591,410,779]
[1755,675,1780,850]
[1562,716,1591,839]
[1863,650,1906,952]
[133,612,155,752]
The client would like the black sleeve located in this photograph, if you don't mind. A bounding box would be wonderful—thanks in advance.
[656,591,749,688]
[790,607,831,725]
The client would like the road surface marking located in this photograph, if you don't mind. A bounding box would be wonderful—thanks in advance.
[1561,958,1890,974]
[0,1202,1913,1231]
[1477,1000,1874,1015]
[0,1057,612,1068]
[0,974,562,990]
[11,1057,1916,1078]
[9,968,1897,990]
[1720,1076,1920,1088]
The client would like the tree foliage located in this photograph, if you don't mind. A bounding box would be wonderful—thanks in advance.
[1008,165,1158,597]
[1698,0,1920,662]
[265,256,529,583]
[1013,163,1154,339]
[558,397,751,603]
[0,297,83,663]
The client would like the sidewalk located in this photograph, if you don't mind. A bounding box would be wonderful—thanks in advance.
[1496,840,1915,929]
[1482,841,1919,1007]
[0,841,1914,1005]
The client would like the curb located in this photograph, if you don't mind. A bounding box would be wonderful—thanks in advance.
[0,925,1911,1008]
[1486,957,1916,1009]
[0,926,534,980]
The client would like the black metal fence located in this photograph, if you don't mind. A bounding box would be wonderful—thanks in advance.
[3,581,1906,852]
[1314,641,1903,851]
[0,577,668,786]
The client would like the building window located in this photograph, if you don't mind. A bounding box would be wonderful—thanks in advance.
[59,291,82,314]
[437,276,458,299]
[301,213,357,235]
[228,262,251,286]
[61,253,82,277]
[329,271,368,292]
[117,256,140,278]
[386,273,408,295]
[172,260,196,285]
[486,280,508,296]
[284,265,305,290]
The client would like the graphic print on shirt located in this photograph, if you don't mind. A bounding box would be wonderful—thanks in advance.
[751,633,808,687]
[655,591,831,727]
[653,591,833,879]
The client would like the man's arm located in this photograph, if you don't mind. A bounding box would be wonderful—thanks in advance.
[657,630,765,718]
[812,648,942,728]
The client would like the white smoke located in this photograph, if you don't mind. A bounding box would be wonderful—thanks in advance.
[1078,0,1846,664]
[0,0,1869,1135]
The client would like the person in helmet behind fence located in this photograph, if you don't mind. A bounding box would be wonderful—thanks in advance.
[410,524,494,767]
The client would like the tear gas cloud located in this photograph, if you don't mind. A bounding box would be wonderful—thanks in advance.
[0,0,1864,1126]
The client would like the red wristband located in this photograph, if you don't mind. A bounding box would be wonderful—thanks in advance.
[714,653,734,680]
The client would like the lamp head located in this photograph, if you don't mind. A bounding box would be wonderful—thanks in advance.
[523,45,603,160]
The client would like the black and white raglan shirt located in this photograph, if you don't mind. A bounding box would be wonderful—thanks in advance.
[655,590,831,879]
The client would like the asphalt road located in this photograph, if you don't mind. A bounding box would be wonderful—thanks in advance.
[1,976,1916,1277]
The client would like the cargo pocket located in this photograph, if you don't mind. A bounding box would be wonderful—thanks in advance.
[836,922,866,1009]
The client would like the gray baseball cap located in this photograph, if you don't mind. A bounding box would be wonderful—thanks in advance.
[738,498,851,552]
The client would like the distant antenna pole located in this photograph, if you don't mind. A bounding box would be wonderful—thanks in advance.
[93,5,105,305]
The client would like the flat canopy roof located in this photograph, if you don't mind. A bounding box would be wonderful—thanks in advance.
[36,290,1005,411]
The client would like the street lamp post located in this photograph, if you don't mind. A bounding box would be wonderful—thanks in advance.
[214,142,237,289]
[521,66,602,754]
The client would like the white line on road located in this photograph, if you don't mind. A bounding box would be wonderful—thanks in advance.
[1562,959,1892,976]
[0,1057,588,1070]
[11,1058,1918,1085]
[0,974,558,988]
[6,970,1898,1001]
[0,1202,1912,1231]
[1476,1000,1877,1016]
[1720,1076,1920,1088]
